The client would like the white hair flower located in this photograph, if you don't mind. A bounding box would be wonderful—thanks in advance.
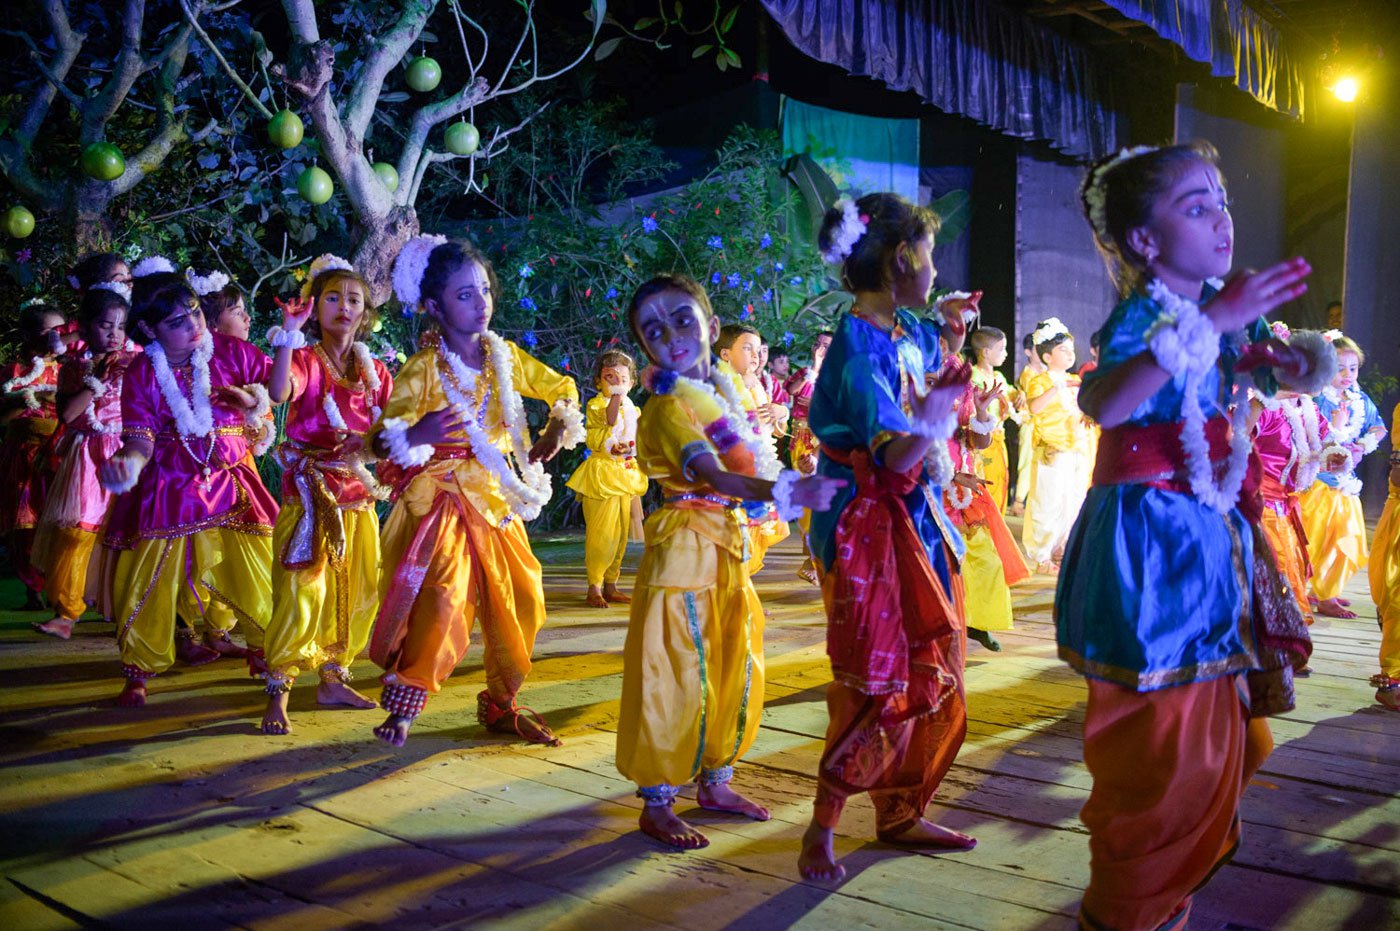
[91,281,133,301]
[185,268,231,297]
[301,253,357,298]
[130,256,176,279]
[391,234,448,309]
[820,198,867,265]
[1084,145,1158,240]
[1031,317,1071,345]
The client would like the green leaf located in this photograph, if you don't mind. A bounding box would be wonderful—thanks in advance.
[635,16,658,30]
[780,152,839,248]
[589,0,606,36]
[692,44,713,58]
[594,37,622,61]
[715,50,728,72]
[418,30,438,43]
[721,6,739,33]
[724,47,741,67]
[674,1,684,19]
[380,91,410,104]
[929,189,971,245]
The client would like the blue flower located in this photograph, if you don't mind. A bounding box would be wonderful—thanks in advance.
[641,216,659,233]
[707,235,724,250]
[743,279,754,292]
[759,233,772,249]
[753,264,765,276]
[522,330,539,348]
[400,307,413,318]
[519,263,534,279]
[520,296,537,311]
[739,306,752,320]
[782,331,796,346]
[560,354,571,371]
[761,289,773,304]
[606,287,618,300]
[726,273,741,289]
[711,272,722,285]
[581,448,592,459]
[789,276,803,286]
[774,262,785,273]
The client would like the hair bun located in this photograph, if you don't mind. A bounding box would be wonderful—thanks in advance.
[392,234,448,308]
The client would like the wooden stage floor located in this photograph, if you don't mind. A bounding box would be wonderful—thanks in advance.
[1,533,1397,929]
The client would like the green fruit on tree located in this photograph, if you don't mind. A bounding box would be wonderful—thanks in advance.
[297,166,335,205]
[4,206,35,239]
[405,56,442,93]
[80,142,126,181]
[372,161,400,192]
[444,121,480,156]
[267,109,305,149]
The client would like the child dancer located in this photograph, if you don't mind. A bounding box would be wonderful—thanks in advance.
[1009,332,1044,517]
[258,255,394,734]
[717,324,789,573]
[2,299,66,609]
[967,322,1016,512]
[786,331,832,584]
[566,349,648,608]
[69,252,133,297]
[31,287,135,638]
[99,260,278,707]
[1021,318,1091,574]
[616,273,842,849]
[191,268,252,342]
[1057,142,1324,928]
[1301,334,1386,618]
[367,236,584,747]
[798,193,976,883]
[1367,404,1400,712]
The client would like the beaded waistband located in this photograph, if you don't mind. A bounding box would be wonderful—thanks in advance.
[663,491,742,509]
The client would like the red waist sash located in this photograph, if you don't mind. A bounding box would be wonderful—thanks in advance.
[1092,417,1231,492]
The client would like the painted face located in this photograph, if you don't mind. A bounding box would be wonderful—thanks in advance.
[1140,161,1233,294]
[634,288,716,377]
[317,276,367,342]
[893,233,937,307]
[723,333,762,377]
[86,305,128,354]
[812,334,832,368]
[215,297,251,341]
[599,363,633,393]
[148,299,207,362]
[1335,350,1359,390]
[428,260,493,336]
[1044,339,1076,372]
[983,338,1008,368]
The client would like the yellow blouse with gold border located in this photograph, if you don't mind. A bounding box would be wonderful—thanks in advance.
[566,394,648,500]
[1025,370,1089,457]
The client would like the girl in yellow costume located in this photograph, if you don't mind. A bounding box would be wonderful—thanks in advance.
[1022,318,1091,573]
[99,258,278,707]
[1301,334,1386,619]
[1367,403,1400,712]
[964,317,1018,514]
[258,256,395,735]
[367,237,585,747]
[617,274,843,850]
[567,349,648,608]
[1009,333,1045,516]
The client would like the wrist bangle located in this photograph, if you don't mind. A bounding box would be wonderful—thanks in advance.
[380,417,433,468]
[771,468,803,522]
[266,326,307,350]
[550,399,586,449]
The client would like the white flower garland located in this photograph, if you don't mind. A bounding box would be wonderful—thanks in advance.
[771,468,804,522]
[186,268,231,297]
[606,394,639,453]
[391,234,448,308]
[244,383,275,456]
[1258,394,1323,490]
[4,356,52,411]
[80,364,121,437]
[1084,145,1158,241]
[712,367,782,480]
[380,417,433,468]
[821,198,866,265]
[550,399,586,449]
[1321,385,1366,446]
[1031,317,1071,346]
[266,326,308,350]
[91,280,132,300]
[1144,280,1252,514]
[130,256,176,278]
[144,333,215,437]
[316,342,390,500]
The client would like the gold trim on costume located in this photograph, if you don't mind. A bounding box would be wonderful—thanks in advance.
[1058,644,1256,691]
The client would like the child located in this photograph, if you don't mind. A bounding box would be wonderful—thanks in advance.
[1301,334,1386,618]
[31,287,136,639]
[367,236,584,747]
[1056,141,1323,928]
[566,349,648,608]
[1,298,66,609]
[786,331,833,584]
[1021,318,1091,574]
[762,344,792,408]
[1009,331,1044,517]
[258,255,394,735]
[192,268,252,342]
[717,323,789,573]
[967,322,1016,512]
[1367,404,1400,712]
[798,193,977,883]
[69,252,133,298]
[98,259,278,707]
[615,273,842,849]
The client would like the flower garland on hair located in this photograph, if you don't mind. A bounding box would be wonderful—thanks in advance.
[91,280,133,300]
[3,356,52,411]
[300,254,356,299]
[821,198,867,265]
[1031,317,1071,346]
[1143,279,1252,514]
[391,235,448,309]
[1084,145,1158,241]
[130,256,176,279]
[186,268,231,297]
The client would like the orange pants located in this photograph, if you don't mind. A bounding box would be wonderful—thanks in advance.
[1261,505,1313,625]
[35,525,98,621]
[1080,676,1273,930]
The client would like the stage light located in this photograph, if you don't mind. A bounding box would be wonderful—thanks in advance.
[1333,76,1359,102]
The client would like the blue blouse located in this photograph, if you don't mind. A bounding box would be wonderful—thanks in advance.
[1312,388,1385,490]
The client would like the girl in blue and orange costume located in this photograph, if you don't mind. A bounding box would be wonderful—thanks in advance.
[365,236,585,748]
[257,255,395,735]
[1,298,67,610]
[98,258,279,707]
[30,286,137,639]
[615,273,844,850]
[796,193,978,883]
[1300,333,1386,619]
[566,348,648,608]
[1056,142,1332,929]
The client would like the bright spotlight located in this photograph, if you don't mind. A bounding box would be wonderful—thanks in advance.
[1333,76,1359,102]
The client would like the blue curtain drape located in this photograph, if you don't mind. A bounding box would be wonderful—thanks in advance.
[761,0,1121,159]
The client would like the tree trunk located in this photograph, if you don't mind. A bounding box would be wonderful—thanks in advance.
[72,182,116,252]
[351,205,420,307]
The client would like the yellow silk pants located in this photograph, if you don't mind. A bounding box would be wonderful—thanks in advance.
[1300,482,1368,601]
[36,526,98,621]
[111,527,273,674]
[962,525,1014,632]
[616,527,765,788]
[979,431,1010,513]
[264,501,381,683]
[1369,482,1400,678]
[744,516,789,575]
[580,494,633,586]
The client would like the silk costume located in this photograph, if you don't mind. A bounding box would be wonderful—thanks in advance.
[566,393,648,588]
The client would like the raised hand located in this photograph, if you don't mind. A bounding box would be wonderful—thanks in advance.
[973,380,1004,417]
[1232,338,1309,383]
[274,295,316,332]
[1207,257,1311,333]
[528,421,565,463]
[791,474,847,512]
[911,362,971,436]
[938,290,983,343]
[407,407,466,447]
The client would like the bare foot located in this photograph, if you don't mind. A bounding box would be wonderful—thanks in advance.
[1376,688,1400,712]
[1009,501,1025,517]
[879,818,977,851]
[32,617,74,640]
[968,627,1002,651]
[117,679,147,708]
[204,632,251,658]
[797,821,846,882]
[317,679,377,709]
[797,559,819,585]
[602,583,632,604]
[585,585,609,608]
[175,635,220,666]
[1033,561,1059,576]
[697,782,770,820]
[1336,596,1352,606]
[374,713,413,746]
[1315,598,1357,619]
[638,805,709,849]
[261,690,291,735]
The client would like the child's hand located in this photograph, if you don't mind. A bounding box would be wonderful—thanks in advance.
[1207,257,1311,332]
[798,453,817,473]
[1323,449,1350,473]
[952,471,983,490]
[407,407,465,447]
[791,474,847,512]
[1233,338,1309,382]
[274,295,316,332]
[973,381,1003,417]
[528,421,565,463]
[100,451,140,490]
[213,385,257,411]
[911,361,971,434]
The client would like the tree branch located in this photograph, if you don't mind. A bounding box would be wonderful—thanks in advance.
[280,0,320,44]
[344,0,439,143]
[178,0,273,119]
[25,48,87,111]
[13,1,85,147]
[112,23,194,196]
[81,0,148,142]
